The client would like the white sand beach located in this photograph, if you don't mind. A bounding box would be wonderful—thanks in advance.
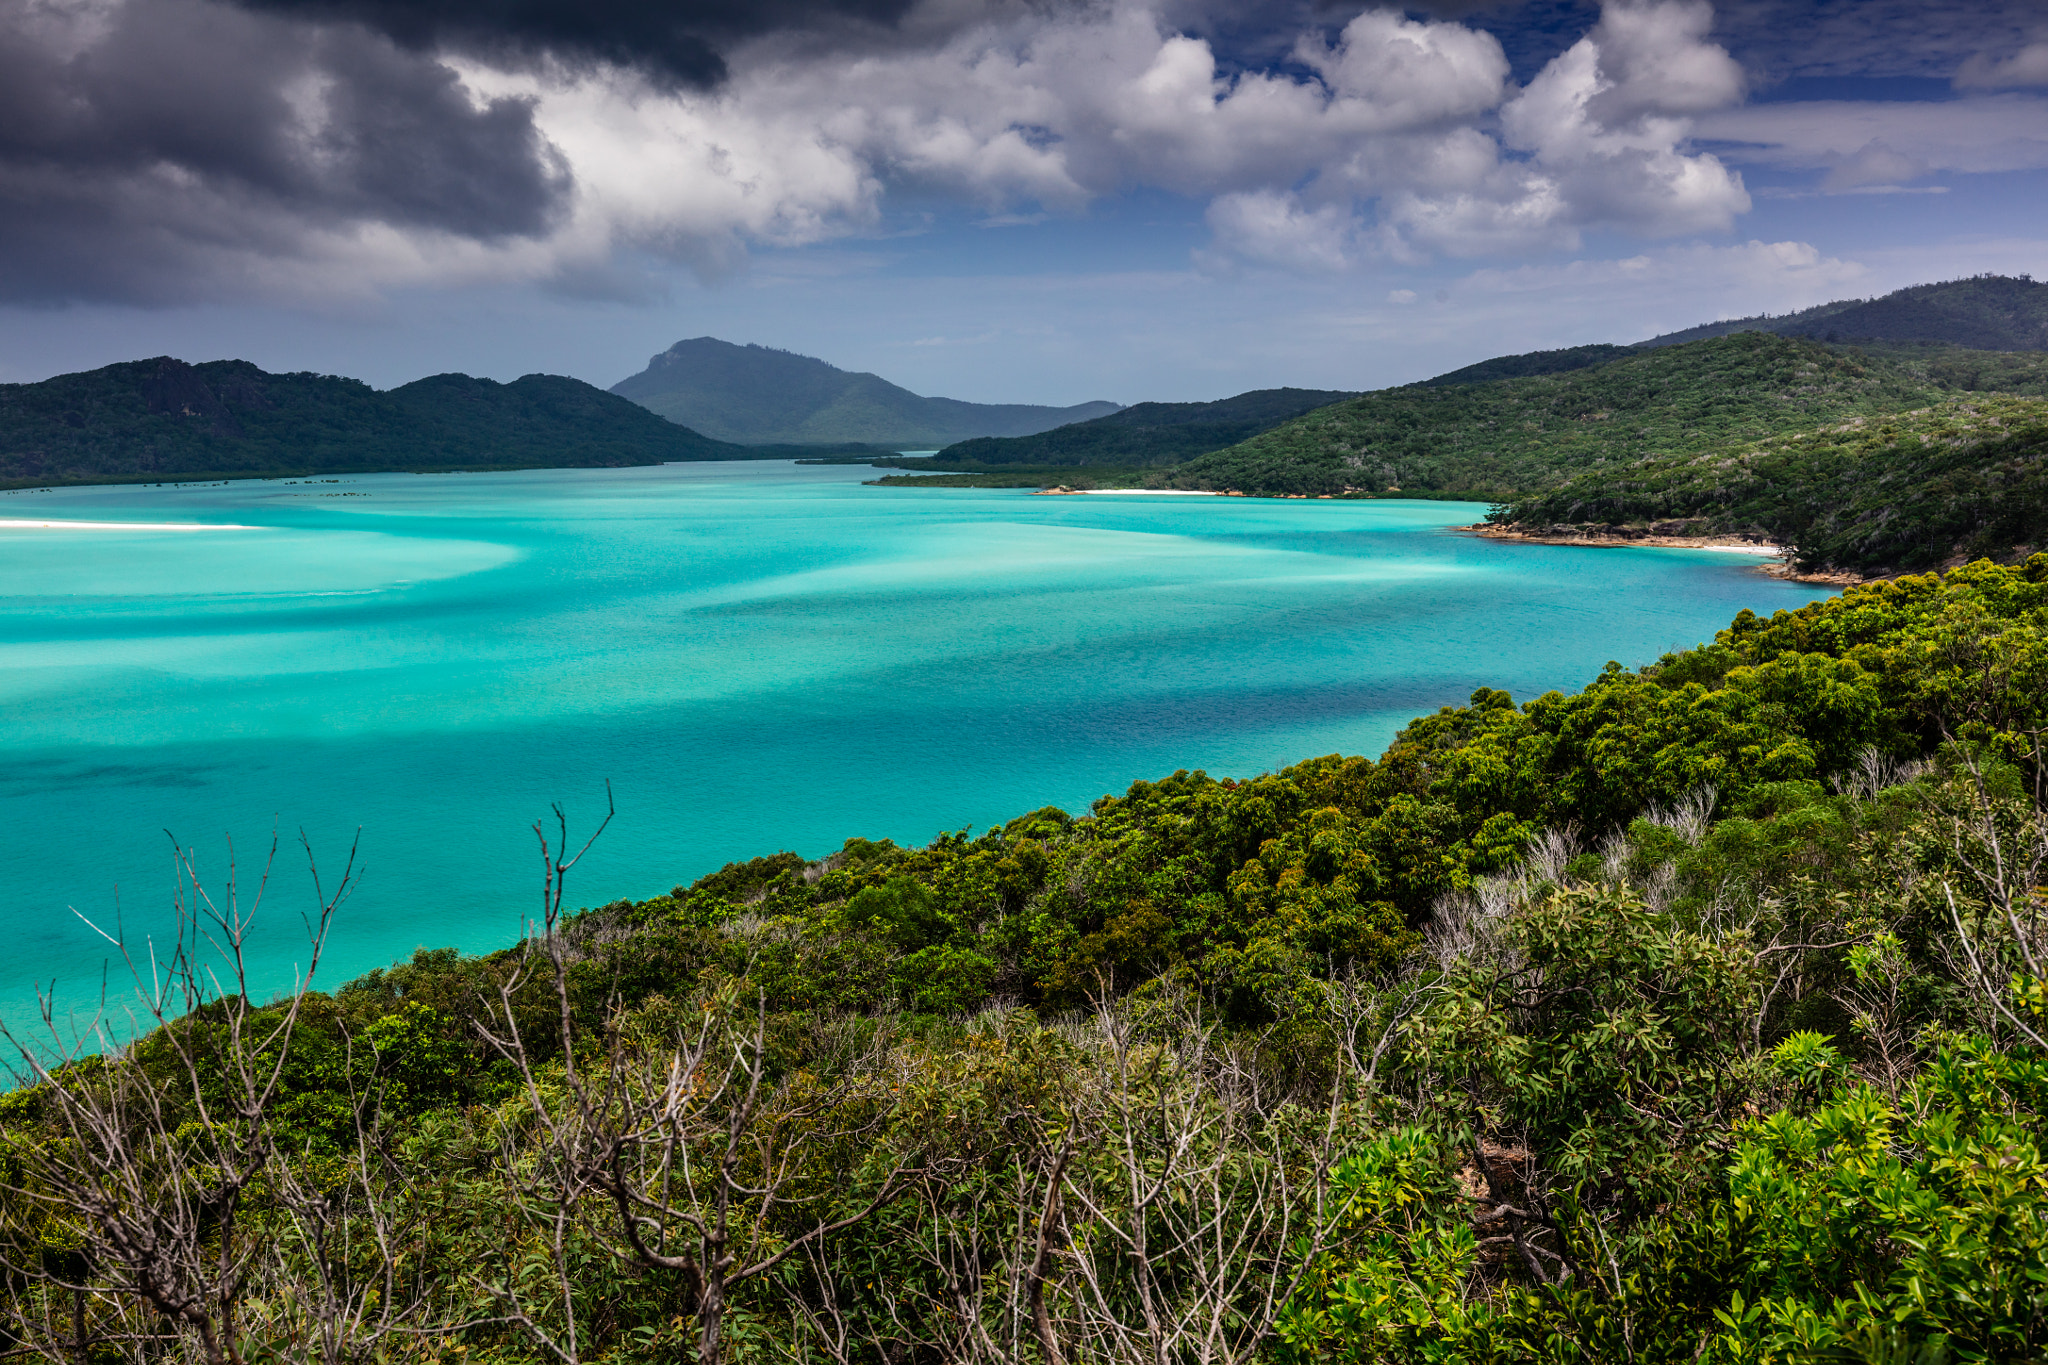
[0,519,258,531]
[1695,544,1785,556]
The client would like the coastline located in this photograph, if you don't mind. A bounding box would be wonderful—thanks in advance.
[1458,523,1867,586]
[1032,486,1220,496]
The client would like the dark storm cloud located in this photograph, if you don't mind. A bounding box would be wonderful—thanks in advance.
[0,0,568,305]
[228,0,928,86]
[1400,0,2043,86]
[1711,0,2039,82]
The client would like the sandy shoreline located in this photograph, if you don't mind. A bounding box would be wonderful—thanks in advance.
[1459,523,1865,585]
[1462,523,1783,553]
[0,519,258,531]
[1031,487,1219,496]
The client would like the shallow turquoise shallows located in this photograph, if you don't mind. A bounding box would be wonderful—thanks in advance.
[0,462,1834,1034]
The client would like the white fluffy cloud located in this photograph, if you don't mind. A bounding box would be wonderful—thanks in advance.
[491,0,1752,282]
[1204,190,1358,271]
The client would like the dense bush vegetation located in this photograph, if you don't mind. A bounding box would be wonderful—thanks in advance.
[2,558,2046,1363]
[0,357,742,487]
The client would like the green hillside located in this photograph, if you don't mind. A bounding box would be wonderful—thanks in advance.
[0,357,741,487]
[1503,395,2048,575]
[1166,332,2039,499]
[1418,341,1636,387]
[611,337,1120,445]
[1640,273,2048,350]
[932,386,1355,467]
[880,278,2048,495]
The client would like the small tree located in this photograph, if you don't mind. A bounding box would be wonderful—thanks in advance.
[0,831,452,1365]
[481,793,935,1365]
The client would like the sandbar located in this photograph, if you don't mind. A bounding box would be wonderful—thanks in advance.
[0,519,258,531]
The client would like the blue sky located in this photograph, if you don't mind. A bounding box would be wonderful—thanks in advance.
[2,0,2045,404]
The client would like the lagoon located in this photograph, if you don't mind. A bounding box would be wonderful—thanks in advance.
[0,461,1834,1032]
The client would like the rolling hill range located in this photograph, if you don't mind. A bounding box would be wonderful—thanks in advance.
[931,387,1357,467]
[856,274,2048,576]
[611,337,1120,446]
[882,276,2048,492]
[1164,333,1982,501]
[15,271,2048,567]
[0,357,741,486]
[1638,273,2048,351]
[1418,343,1638,387]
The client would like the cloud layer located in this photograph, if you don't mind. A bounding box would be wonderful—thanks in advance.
[1698,95,2048,187]
[0,0,1926,305]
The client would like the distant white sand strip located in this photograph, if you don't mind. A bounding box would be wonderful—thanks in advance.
[1045,488,1220,496]
[0,519,258,531]
[1695,544,1785,556]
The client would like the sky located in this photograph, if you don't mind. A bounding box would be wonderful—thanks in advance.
[2,0,2047,404]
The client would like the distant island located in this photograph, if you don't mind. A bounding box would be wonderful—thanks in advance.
[610,336,1120,446]
[0,357,743,487]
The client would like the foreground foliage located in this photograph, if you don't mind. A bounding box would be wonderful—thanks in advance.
[3,557,2046,1362]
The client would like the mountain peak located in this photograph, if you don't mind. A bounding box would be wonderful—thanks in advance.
[611,338,1118,445]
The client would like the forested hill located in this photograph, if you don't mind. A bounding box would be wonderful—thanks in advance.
[1418,342,1636,387]
[611,336,1120,445]
[1504,395,2048,576]
[0,357,742,486]
[932,386,1357,467]
[1640,273,2048,350]
[1164,332,2048,576]
[1168,331,2027,501]
[6,557,2045,1363]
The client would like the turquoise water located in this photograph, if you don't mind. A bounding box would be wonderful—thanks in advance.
[0,462,1834,1030]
